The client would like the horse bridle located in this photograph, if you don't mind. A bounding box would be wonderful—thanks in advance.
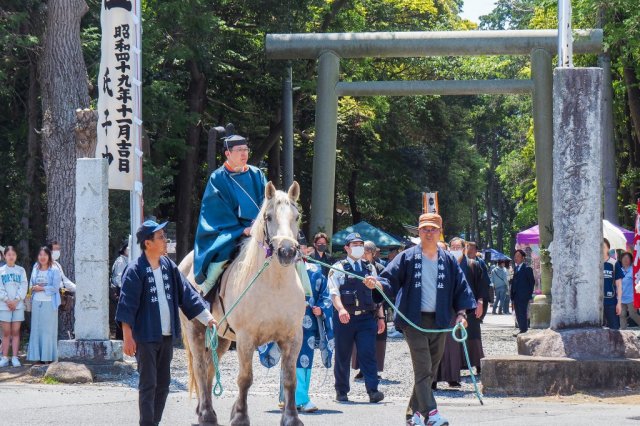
[259,207,300,259]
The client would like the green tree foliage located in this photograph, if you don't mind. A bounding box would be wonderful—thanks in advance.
[0,0,639,265]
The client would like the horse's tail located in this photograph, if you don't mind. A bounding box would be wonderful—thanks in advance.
[178,251,199,399]
[182,320,198,398]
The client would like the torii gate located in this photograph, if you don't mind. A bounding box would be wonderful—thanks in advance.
[265,29,605,328]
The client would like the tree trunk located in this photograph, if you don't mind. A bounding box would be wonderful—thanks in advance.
[248,119,283,166]
[485,138,499,248]
[485,187,493,248]
[175,59,206,261]
[74,109,98,158]
[347,169,361,224]
[268,135,281,188]
[20,53,41,267]
[624,67,640,151]
[471,203,481,246]
[39,0,90,279]
[496,190,505,253]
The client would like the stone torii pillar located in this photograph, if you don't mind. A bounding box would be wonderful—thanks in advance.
[529,48,554,329]
[309,51,340,235]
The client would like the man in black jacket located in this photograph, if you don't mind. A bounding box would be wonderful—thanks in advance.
[510,249,535,335]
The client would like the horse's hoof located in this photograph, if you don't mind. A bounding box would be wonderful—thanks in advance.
[280,416,304,426]
[229,412,251,426]
[281,414,304,426]
[229,413,250,426]
[198,409,219,426]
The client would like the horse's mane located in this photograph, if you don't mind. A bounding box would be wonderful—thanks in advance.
[231,188,297,286]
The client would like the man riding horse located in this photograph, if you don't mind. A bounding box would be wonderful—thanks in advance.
[194,132,267,296]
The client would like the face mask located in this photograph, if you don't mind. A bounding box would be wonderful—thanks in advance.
[316,244,327,253]
[608,249,615,258]
[350,246,365,259]
[450,250,463,259]
[52,250,61,261]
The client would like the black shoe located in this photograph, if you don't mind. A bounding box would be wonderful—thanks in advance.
[431,381,438,390]
[354,370,364,380]
[448,381,461,388]
[336,392,348,402]
[377,374,382,380]
[368,390,384,403]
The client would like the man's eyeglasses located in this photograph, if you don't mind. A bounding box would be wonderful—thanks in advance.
[154,234,168,241]
[419,228,440,234]
[231,148,250,153]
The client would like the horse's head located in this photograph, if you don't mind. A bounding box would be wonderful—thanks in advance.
[257,181,301,266]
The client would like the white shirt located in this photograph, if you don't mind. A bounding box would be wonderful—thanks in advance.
[0,265,28,310]
[327,257,376,297]
[152,266,214,335]
[33,269,52,302]
[153,267,172,336]
[54,261,76,292]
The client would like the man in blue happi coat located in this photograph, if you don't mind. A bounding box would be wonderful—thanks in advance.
[116,220,217,426]
[193,133,267,295]
[372,213,476,426]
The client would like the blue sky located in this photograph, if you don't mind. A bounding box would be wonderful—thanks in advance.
[459,0,497,23]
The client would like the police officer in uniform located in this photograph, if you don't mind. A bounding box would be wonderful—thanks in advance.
[328,233,389,403]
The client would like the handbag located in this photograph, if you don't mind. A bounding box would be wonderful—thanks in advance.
[24,281,32,312]
[25,264,40,312]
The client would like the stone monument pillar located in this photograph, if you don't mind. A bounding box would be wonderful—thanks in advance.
[550,68,603,329]
[58,158,123,366]
[482,67,640,396]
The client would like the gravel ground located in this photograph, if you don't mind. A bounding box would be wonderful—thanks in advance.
[108,311,520,402]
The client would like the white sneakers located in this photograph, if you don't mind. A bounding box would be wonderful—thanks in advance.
[278,401,319,413]
[408,412,427,426]
[297,401,318,413]
[426,409,449,426]
[0,356,22,367]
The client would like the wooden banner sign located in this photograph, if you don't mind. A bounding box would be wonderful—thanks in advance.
[96,0,141,190]
[422,192,439,214]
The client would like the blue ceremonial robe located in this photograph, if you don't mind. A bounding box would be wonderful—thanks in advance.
[115,254,208,343]
[194,165,267,284]
[258,262,334,369]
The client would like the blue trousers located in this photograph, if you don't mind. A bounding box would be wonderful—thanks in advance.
[492,287,507,314]
[333,310,378,394]
[514,300,529,333]
[603,304,620,330]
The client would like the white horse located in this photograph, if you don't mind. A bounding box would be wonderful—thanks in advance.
[179,181,306,426]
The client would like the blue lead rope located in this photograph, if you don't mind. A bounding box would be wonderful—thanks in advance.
[302,254,484,405]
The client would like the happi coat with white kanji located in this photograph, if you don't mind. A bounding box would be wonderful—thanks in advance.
[116,253,208,343]
[378,245,477,330]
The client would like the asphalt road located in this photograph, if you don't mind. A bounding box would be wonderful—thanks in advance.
[2,383,640,425]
